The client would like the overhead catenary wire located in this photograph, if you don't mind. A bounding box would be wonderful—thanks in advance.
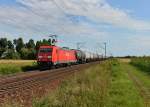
[50,0,109,55]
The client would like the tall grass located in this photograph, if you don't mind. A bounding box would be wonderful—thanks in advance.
[2,59,145,107]
[130,57,150,73]
[32,59,144,107]
[0,60,37,75]
[33,60,112,107]
[106,59,144,107]
[128,58,150,90]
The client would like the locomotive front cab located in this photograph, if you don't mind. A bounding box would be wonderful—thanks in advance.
[37,46,53,66]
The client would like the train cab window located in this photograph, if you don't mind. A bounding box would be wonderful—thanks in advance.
[39,48,52,53]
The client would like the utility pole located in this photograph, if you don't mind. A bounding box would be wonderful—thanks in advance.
[104,42,107,59]
[96,42,107,59]
[77,42,81,50]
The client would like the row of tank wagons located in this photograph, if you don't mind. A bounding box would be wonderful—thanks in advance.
[84,51,102,62]
[75,50,103,63]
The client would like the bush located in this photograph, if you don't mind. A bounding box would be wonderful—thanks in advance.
[20,48,36,60]
[1,49,20,59]
[130,57,150,73]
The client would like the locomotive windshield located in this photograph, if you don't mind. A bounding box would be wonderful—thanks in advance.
[39,48,52,53]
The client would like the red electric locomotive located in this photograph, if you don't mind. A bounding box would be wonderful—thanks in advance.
[37,45,77,68]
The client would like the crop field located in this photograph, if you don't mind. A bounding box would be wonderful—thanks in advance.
[0,60,37,75]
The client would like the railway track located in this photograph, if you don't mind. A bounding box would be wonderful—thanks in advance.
[0,62,99,106]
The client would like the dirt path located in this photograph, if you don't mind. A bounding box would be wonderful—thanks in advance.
[123,63,150,107]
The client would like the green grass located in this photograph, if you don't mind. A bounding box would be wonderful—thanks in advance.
[106,60,144,107]
[33,60,112,107]
[2,59,145,107]
[130,57,150,74]
[130,57,150,88]
[126,63,150,89]
[0,60,37,75]
[32,59,144,107]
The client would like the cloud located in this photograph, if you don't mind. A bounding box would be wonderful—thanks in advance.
[16,0,150,30]
[0,0,150,56]
[130,35,150,49]
[0,1,105,39]
[0,0,149,38]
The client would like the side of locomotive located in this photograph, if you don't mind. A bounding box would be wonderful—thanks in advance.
[37,45,103,68]
[37,46,77,67]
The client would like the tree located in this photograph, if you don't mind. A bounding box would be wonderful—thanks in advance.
[1,49,20,59]
[28,48,36,60]
[20,48,36,60]
[1,40,17,59]
[48,39,51,44]
[42,39,49,45]
[0,38,8,48]
[20,48,29,59]
[26,39,35,49]
[13,39,17,46]
[1,37,53,59]
[13,38,24,53]
[35,41,42,51]
[0,38,8,57]
[7,40,14,50]
[35,39,51,50]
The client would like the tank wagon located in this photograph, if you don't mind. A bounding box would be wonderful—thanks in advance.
[75,50,86,63]
[37,45,102,68]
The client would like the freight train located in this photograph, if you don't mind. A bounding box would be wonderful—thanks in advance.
[37,45,103,68]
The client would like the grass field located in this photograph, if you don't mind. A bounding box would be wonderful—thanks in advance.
[32,60,111,107]
[130,57,150,74]
[2,59,149,107]
[130,58,150,97]
[107,60,145,107]
[32,59,145,107]
[0,60,37,75]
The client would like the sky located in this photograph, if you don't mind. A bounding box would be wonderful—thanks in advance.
[0,0,150,56]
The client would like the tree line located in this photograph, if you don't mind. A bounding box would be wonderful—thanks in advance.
[0,37,52,59]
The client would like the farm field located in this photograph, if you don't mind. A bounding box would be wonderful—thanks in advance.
[0,60,37,75]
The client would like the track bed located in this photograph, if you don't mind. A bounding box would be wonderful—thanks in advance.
[0,62,100,106]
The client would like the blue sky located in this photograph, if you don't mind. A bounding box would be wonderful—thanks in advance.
[0,0,150,56]
[108,0,150,20]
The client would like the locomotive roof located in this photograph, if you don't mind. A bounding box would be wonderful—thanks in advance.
[39,46,72,50]
[39,45,56,48]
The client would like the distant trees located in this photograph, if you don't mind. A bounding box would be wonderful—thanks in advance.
[0,38,8,57]
[13,38,24,53]
[35,39,51,50]
[0,37,52,60]
[7,40,14,50]
[26,39,35,49]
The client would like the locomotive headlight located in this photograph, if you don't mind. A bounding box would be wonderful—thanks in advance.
[38,56,43,58]
[48,56,52,58]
